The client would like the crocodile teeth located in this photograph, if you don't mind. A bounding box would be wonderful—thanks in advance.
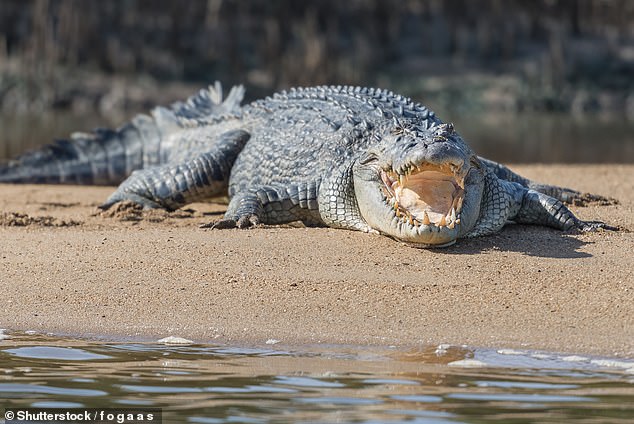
[447,208,459,229]
[422,210,431,225]
[382,172,395,195]
[456,196,464,212]
[439,215,447,227]
[451,189,464,212]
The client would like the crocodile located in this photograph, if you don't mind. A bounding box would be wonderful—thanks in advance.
[0,83,615,247]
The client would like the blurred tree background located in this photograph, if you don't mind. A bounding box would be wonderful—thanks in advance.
[0,0,633,162]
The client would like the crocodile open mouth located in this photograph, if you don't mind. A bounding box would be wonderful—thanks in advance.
[381,163,464,230]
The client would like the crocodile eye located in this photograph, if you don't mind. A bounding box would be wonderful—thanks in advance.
[359,152,379,165]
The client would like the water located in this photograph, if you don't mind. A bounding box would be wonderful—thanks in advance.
[0,112,121,161]
[1,331,633,423]
[1,111,633,163]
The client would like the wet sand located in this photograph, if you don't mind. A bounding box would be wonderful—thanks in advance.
[0,164,632,357]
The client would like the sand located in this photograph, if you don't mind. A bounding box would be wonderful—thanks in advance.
[0,164,632,357]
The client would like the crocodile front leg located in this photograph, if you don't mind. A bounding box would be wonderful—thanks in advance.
[477,156,614,205]
[317,163,378,233]
[467,171,616,238]
[466,173,524,238]
[514,190,616,231]
[205,180,323,228]
[99,129,249,211]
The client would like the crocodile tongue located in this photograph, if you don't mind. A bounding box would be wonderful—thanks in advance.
[394,181,454,224]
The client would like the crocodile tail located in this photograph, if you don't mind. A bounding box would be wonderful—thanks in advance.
[0,81,245,185]
[0,115,160,185]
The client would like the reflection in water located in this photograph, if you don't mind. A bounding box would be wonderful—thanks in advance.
[1,111,632,163]
[0,332,633,423]
[454,113,634,163]
[0,112,121,161]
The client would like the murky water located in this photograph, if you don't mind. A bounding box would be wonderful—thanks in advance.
[0,331,633,423]
[1,111,633,163]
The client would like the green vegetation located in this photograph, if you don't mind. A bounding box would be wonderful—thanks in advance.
[0,0,632,117]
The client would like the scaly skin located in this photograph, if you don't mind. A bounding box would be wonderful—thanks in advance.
[0,83,615,247]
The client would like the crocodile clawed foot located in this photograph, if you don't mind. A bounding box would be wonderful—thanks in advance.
[201,215,261,230]
[99,193,162,211]
[573,220,619,233]
[98,202,114,211]
[200,219,236,229]
[236,214,261,228]
[98,197,124,211]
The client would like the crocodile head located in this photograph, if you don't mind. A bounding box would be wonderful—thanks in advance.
[353,121,484,247]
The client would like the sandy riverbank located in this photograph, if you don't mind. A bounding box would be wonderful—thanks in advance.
[0,164,632,357]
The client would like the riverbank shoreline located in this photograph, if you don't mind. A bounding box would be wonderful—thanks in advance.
[1,165,632,357]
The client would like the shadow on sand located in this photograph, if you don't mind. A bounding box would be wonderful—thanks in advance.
[444,224,595,259]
